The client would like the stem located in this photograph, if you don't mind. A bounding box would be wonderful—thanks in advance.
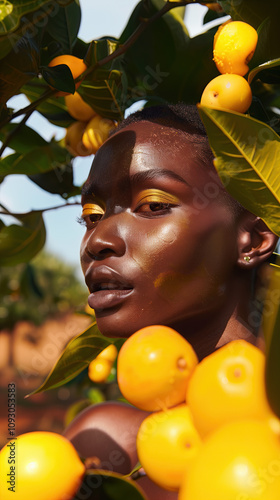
[0,202,81,219]
[0,87,55,129]
[0,109,33,158]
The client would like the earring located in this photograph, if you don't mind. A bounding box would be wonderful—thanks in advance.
[243,256,251,262]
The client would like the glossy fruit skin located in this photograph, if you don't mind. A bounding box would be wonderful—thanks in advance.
[0,431,85,500]
[200,74,252,113]
[98,344,118,363]
[65,121,92,157]
[48,54,87,96]
[213,21,258,76]
[88,357,112,383]
[117,325,198,411]
[82,115,116,154]
[187,340,274,437]
[65,92,96,121]
[64,401,149,475]
[179,419,280,500]
[137,404,202,491]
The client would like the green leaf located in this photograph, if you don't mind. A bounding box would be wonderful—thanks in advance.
[0,34,39,104]
[79,38,125,120]
[248,59,280,86]
[198,105,280,237]
[41,64,75,94]
[29,163,80,199]
[0,123,47,153]
[27,322,120,396]
[22,78,74,127]
[0,0,55,34]
[74,470,146,500]
[45,1,81,53]
[262,260,280,418]
[0,211,46,265]
[0,142,70,177]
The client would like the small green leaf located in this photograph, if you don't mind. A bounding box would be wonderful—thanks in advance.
[45,1,81,53]
[74,469,147,500]
[0,142,70,177]
[29,162,80,199]
[198,105,280,237]
[248,59,280,85]
[41,64,75,94]
[0,211,46,265]
[27,322,120,396]
[0,123,47,153]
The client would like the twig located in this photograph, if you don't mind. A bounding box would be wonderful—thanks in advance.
[0,109,33,158]
[0,202,81,218]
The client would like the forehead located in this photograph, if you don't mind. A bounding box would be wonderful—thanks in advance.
[82,120,216,198]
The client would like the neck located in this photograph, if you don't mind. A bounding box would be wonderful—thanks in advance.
[169,269,257,360]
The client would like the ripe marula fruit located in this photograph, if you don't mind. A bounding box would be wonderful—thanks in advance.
[186,340,274,437]
[200,74,252,113]
[0,431,85,500]
[137,404,202,491]
[179,419,280,500]
[65,92,96,121]
[48,54,87,96]
[88,357,112,383]
[213,20,258,76]
[117,325,198,411]
[82,115,117,154]
[65,121,92,157]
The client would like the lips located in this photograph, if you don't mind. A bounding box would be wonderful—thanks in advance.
[85,266,133,310]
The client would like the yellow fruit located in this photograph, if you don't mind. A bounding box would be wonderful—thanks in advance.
[200,74,252,113]
[65,92,96,121]
[117,325,198,411]
[88,357,112,383]
[0,431,85,500]
[48,54,87,96]
[98,344,118,363]
[179,419,280,500]
[65,121,92,157]
[187,340,274,438]
[213,21,258,76]
[137,404,202,491]
[82,115,116,154]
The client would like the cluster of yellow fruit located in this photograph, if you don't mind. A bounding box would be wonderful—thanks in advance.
[117,325,280,498]
[88,343,118,383]
[201,20,258,113]
[48,55,116,157]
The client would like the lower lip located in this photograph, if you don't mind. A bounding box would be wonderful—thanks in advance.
[88,289,133,310]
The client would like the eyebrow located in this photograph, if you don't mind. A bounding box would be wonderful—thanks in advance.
[81,168,191,199]
[129,169,191,187]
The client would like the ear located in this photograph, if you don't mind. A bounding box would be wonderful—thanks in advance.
[236,213,278,269]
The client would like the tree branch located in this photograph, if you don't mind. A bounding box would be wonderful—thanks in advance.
[0,0,191,130]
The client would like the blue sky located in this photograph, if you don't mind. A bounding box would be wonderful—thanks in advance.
[0,1,225,280]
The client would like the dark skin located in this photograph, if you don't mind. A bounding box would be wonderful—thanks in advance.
[72,120,278,499]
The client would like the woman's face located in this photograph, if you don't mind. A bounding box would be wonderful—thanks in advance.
[80,121,240,338]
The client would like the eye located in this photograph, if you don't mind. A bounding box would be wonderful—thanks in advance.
[79,202,105,228]
[137,202,172,214]
[134,189,179,217]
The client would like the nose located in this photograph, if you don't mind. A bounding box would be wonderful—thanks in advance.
[81,214,126,262]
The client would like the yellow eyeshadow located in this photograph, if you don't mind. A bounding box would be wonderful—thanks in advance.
[135,189,179,205]
[82,203,105,216]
